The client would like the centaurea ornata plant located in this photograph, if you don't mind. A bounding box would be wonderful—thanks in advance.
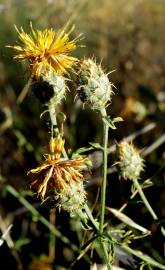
[7,23,165,270]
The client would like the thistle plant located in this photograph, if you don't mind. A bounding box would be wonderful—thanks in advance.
[6,23,165,270]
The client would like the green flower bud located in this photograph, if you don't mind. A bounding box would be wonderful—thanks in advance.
[55,181,87,219]
[117,141,144,181]
[77,59,114,110]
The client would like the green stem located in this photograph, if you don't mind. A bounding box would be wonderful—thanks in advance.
[101,241,112,270]
[49,209,56,262]
[48,104,68,159]
[49,104,112,269]
[84,204,112,270]
[99,108,109,234]
[99,108,112,270]
[133,178,165,237]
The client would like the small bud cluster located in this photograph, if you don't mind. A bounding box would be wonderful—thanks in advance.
[117,141,144,181]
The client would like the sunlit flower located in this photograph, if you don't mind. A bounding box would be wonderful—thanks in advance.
[28,136,90,200]
[9,23,79,79]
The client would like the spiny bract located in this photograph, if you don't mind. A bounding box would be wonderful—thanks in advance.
[77,58,114,110]
[117,141,144,181]
[32,74,68,105]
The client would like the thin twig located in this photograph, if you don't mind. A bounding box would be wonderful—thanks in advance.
[5,185,79,252]
[122,245,165,270]
[107,122,156,154]
[49,209,56,262]
[0,215,13,248]
[141,134,165,157]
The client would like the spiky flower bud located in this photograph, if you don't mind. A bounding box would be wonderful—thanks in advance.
[55,181,87,218]
[117,141,144,181]
[31,74,68,105]
[77,59,114,110]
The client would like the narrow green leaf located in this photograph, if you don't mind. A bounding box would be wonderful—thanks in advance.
[89,142,104,150]
[75,146,94,154]
[103,117,116,129]
[107,207,151,234]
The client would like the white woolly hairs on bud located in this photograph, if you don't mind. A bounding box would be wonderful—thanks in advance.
[117,141,144,181]
[77,59,114,110]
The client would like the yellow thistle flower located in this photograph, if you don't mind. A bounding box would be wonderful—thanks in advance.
[10,23,78,79]
[28,136,90,200]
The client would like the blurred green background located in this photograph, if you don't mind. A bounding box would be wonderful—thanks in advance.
[0,0,165,269]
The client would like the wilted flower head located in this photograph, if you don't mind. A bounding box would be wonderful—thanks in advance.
[116,141,144,181]
[77,58,114,110]
[9,23,78,79]
[28,135,91,215]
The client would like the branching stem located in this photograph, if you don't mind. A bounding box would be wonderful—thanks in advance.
[49,104,112,269]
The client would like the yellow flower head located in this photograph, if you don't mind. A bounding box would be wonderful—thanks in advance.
[28,135,90,200]
[10,23,78,79]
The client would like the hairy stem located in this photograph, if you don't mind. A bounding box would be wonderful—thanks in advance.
[98,108,112,270]
[48,104,68,159]
[101,241,112,270]
[99,108,109,233]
